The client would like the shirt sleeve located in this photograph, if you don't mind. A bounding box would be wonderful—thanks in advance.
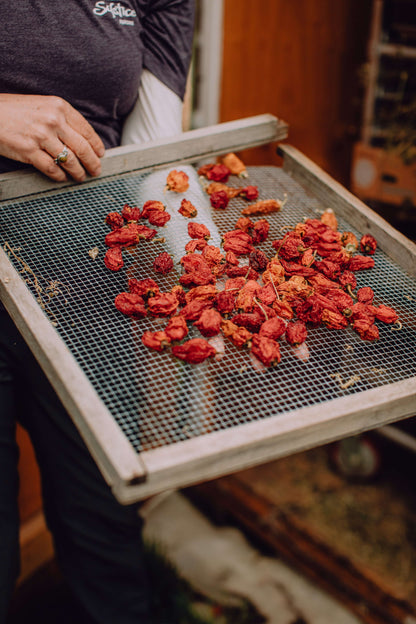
[142,0,195,101]
[120,69,183,145]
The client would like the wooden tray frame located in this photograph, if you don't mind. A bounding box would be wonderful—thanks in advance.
[1,114,416,504]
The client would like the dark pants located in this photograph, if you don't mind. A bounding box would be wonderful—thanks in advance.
[0,310,152,623]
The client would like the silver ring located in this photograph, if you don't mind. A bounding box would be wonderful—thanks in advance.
[53,146,69,165]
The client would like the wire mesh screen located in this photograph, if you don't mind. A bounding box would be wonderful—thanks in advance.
[1,165,415,453]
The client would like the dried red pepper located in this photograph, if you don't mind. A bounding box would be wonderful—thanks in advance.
[206,182,241,199]
[114,292,147,319]
[105,211,124,230]
[141,330,170,352]
[206,163,231,183]
[357,287,374,304]
[249,249,268,272]
[104,247,124,271]
[215,290,237,317]
[188,222,211,240]
[360,234,377,255]
[121,203,142,221]
[165,315,189,341]
[147,210,171,227]
[141,200,165,219]
[221,319,252,347]
[184,238,208,253]
[210,190,229,210]
[105,224,140,248]
[250,219,270,245]
[153,251,174,274]
[179,199,198,218]
[241,198,282,216]
[194,308,222,337]
[222,152,248,178]
[222,229,253,255]
[259,317,286,340]
[128,278,159,298]
[251,334,281,367]
[375,304,399,324]
[285,320,308,345]
[165,170,189,193]
[147,293,178,317]
[172,338,216,363]
[239,186,259,201]
[348,255,375,271]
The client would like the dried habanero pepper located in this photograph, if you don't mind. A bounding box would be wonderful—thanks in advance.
[259,317,287,340]
[105,211,124,230]
[172,338,216,363]
[249,249,268,272]
[188,222,211,240]
[360,234,377,255]
[194,308,222,337]
[153,251,174,274]
[235,216,254,232]
[147,293,178,317]
[375,304,399,324]
[197,163,215,177]
[222,152,248,178]
[250,219,270,245]
[171,284,186,306]
[210,190,229,210]
[320,209,338,230]
[338,270,357,290]
[206,182,241,199]
[165,315,189,342]
[104,247,124,272]
[121,203,142,221]
[251,335,281,367]
[141,330,171,352]
[285,320,308,345]
[221,319,252,347]
[357,287,374,304]
[114,293,147,319]
[141,200,165,219]
[321,309,349,330]
[178,199,198,218]
[215,290,237,316]
[147,210,171,227]
[225,250,239,266]
[222,229,253,255]
[348,255,375,271]
[202,245,224,267]
[179,299,213,321]
[185,284,218,304]
[128,278,159,298]
[206,163,231,183]
[165,169,189,193]
[239,186,259,201]
[341,231,358,251]
[185,239,208,253]
[105,224,139,248]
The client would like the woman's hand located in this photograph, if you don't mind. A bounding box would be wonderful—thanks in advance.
[0,94,105,182]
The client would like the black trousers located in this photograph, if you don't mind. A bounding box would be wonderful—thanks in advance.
[0,310,152,623]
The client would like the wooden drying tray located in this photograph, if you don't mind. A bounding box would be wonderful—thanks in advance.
[1,114,416,505]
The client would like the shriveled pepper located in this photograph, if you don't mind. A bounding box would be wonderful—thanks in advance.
[357,287,374,304]
[259,316,286,340]
[121,203,142,221]
[104,247,124,271]
[215,290,237,316]
[185,284,218,304]
[249,249,268,272]
[206,182,240,199]
[206,163,231,183]
[185,239,207,253]
[250,219,270,245]
[348,255,375,271]
[165,169,189,193]
[147,293,178,317]
[285,320,308,345]
[147,210,171,227]
[320,209,338,230]
[222,152,248,178]
[179,298,213,321]
[241,198,283,216]
[222,229,253,255]
[188,222,211,240]
[251,334,281,367]
[105,211,124,230]
[210,190,229,210]
[115,292,147,319]
[105,224,140,248]
[194,308,222,337]
[153,251,174,274]
[375,304,399,324]
[165,315,189,341]
[360,234,377,255]
[135,224,157,240]
[239,186,259,200]
[128,278,159,298]
[141,330,170,352]
[141,200,165,219]
[172,338,216,363]
[179,198,198,218]
[221,319,252,347]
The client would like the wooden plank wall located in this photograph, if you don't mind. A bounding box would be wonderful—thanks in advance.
[220,0,372,186]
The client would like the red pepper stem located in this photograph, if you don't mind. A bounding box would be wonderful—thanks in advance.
[392,320,403,330]
[254,297,268,321]
[346,284,357,300]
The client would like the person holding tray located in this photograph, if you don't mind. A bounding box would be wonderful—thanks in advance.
[0,2,195,622]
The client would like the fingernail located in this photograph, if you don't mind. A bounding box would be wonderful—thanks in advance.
[91,167,101,177]
[98,147,105,157]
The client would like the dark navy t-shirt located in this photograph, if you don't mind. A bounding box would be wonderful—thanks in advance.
[0,0,194,172]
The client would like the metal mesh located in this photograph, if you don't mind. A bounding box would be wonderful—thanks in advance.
[1,165,415,453]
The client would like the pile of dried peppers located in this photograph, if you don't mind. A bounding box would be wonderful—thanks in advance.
[103,155,400,367]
